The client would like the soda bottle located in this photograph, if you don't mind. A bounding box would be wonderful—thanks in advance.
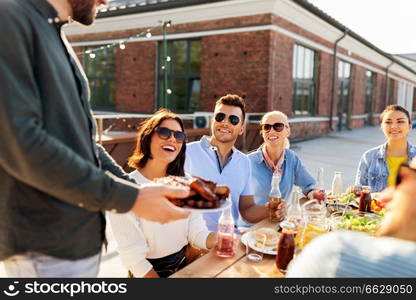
[331,171,343,196]
[269,170,283,222]
[358,186,372,213]
[276,220,296,273]
[216,207,235,258]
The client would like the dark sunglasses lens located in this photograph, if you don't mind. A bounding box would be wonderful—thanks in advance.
[156,127,171,139]
[262,124,272,131]
[174,131,187,141]
[229,115,240,126]
[273,123,285,132]
[215,113,226,122]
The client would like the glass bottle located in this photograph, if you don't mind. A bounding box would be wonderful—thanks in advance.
[276,220,296,273]
[310,167,326,202]
[216,207,235,258]
[269,170,283,222]
[331,171,343,196]
[286,186,303,226]
[358,186,372,213]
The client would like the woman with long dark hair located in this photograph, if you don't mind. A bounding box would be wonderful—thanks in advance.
[108,109,216,278]
[356,105,416,192]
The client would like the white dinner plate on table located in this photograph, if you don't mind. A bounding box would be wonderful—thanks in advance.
[240,232,277,256]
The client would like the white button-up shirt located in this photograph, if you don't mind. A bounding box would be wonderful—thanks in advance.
[107,170,210,277]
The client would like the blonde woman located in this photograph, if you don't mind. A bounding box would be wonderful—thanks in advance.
[248,111,318,210]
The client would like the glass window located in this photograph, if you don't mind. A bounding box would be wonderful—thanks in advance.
[365,71,375,114]
[337,61,352,129]
[83,47,116,111]
[158,39,201,113]
[292,44,317,115]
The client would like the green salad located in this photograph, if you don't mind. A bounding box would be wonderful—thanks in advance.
[338,193,356,204]
[335,212,382,234]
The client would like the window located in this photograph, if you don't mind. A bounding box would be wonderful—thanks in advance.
[337,61,352,129]
[292,45,317,116]
[158,39,201,113]
[387,78,395,106]
[365,71,375,114]
[83,47,116,111]
[413,87,416,113]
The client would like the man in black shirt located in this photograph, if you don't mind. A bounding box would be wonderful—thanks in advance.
[0,0,190,277]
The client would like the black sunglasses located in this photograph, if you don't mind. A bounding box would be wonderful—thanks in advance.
[155,127,187,142]
[214,112,240,126]
[261,122,285,132]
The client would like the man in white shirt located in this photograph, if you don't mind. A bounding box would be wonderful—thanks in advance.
[186,94,285,231]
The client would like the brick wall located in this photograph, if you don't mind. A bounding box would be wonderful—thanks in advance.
[200,31,270,113]
[116,41,157,113]
[269,31,294,115]
[317,52,334,116]
[351,66,366,115]
[68,11,413,139]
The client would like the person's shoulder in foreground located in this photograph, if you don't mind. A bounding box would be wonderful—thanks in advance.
[287,230,416,277]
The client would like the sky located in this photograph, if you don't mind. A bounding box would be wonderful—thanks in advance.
[308,0,416,54]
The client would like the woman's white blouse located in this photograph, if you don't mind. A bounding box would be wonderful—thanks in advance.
[107,170,211,277]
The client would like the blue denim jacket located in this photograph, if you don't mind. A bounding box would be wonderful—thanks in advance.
[355,143,416,192]
[247,148,316,210]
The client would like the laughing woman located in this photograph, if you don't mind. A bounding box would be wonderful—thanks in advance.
[356,105,416,192]
[107,109,216,278]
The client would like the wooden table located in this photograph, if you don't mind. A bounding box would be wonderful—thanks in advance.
[170,219,284,278]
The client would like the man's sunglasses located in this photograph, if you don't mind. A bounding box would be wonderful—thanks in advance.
[261,122,285,132]
[155,127,187,142]
[214,112,240,126]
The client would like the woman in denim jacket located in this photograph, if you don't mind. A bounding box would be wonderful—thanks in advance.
[247,111,320,218]
[356,105,416,192]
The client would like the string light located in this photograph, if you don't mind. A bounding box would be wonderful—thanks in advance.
[77,21,171,58]
[79,19,174,120]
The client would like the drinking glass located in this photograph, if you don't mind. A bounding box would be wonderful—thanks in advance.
[245,231,266,262]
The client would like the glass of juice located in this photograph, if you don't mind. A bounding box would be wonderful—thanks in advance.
[358,186,372,213]
[276,221,296,273]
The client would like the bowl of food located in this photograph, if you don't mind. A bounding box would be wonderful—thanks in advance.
[326,192,358,214]
[154,175,230,211]
[330,211,384,235]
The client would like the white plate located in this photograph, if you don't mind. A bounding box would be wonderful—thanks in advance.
[181,198,231,212]
[240,232,277,256]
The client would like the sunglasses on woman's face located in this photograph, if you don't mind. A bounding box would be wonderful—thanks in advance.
[214,112,240,126]
[261,122,285,132]
[155,127,187,142]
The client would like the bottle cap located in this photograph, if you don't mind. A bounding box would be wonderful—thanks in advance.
[279,220,296,230]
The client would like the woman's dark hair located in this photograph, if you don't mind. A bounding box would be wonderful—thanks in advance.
[380,105,411,124]
[128,109,186,176]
